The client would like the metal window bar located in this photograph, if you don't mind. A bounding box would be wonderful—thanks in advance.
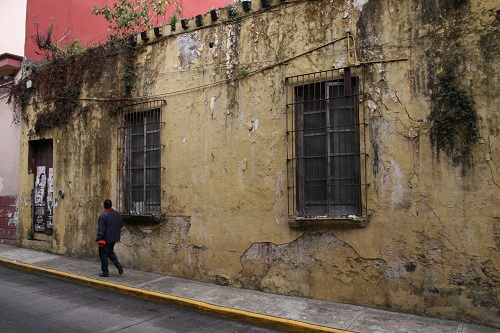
[117,100,165,215]
[286,68,366,218]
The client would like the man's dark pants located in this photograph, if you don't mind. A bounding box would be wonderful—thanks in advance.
[99,242,121,275]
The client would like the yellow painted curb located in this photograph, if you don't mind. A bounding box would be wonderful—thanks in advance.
[0,257,355,333]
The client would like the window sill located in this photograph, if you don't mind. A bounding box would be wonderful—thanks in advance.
[122,214,162,224]
[288,216,369,228]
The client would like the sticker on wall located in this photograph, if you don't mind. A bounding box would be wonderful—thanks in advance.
[46,168,54,229]
[35,166,46,205]
[34,166,47,232]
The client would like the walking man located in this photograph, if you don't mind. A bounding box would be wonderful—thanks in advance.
[96,199,124,277]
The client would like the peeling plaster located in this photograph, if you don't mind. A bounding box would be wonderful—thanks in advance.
[246,119,259,132]
[9,201,19,227]
[384,258,411,280]
[368,99,379,116]
[176,33,203,71]
[334,56,346,69]
[352,0,369,11]
[387,89,401,104]
[235,233,386,296]
[210,96,216,114]
[390,159,406,207]
[21,194,30,207]
[223,24,240,80]
[210,32,219,58]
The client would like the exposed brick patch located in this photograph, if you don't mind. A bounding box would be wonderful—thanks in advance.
[0,196,16,207]
[0,195,18,244]
[0,228,16,239]
[0,217,11,228]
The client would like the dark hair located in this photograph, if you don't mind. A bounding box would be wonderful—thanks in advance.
[103,199,112,209]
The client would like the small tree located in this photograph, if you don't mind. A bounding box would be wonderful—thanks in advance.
[31,20,84,60]
[92,0,182,39]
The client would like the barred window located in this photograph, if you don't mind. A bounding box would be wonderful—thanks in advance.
[117,101,165,215]
[286,68,365,218]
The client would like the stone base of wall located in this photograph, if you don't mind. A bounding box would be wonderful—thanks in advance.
[0,196,17,245]
[22,239,53,252]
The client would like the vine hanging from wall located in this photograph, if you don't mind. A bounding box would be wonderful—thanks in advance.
[430,66,478,175]
[8,0,184,134]
[10,27,148,134]
[8,39,140,135]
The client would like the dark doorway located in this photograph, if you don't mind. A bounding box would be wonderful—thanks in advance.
[29,140,54,235]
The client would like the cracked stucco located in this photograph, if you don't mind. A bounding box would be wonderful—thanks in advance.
[16,0,500,327]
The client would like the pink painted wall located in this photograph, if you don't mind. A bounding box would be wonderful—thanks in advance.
[177,0,235,18]
[0,82,21,196]
[25,0,114,60]
[0,77,20,244]
[0,1,24,244]
[0,0,27,56]
[25,0,234,60]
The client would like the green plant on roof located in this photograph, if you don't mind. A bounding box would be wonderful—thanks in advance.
[169,14,178,29]
[31,20,85,60]
[92,0,183,39]
[229,5,238,17]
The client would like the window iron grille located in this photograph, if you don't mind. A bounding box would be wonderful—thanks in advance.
[117,100,165,215]
[286,68,367,218]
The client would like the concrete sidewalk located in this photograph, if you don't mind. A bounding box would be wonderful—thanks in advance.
[0,244,497,333]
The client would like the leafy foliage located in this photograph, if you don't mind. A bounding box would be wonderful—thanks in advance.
[229,5,238,17]
[92,0,182,39]
[169,14,178,30]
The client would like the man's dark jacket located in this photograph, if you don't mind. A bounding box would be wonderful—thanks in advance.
[96,208,122,243]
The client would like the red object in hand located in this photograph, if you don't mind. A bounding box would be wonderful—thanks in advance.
[97,240,106,248]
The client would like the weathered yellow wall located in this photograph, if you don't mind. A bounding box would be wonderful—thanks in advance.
[17,0,499,327]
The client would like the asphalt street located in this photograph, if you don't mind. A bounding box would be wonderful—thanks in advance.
[2,244,499,333]
[0,265,282,333]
